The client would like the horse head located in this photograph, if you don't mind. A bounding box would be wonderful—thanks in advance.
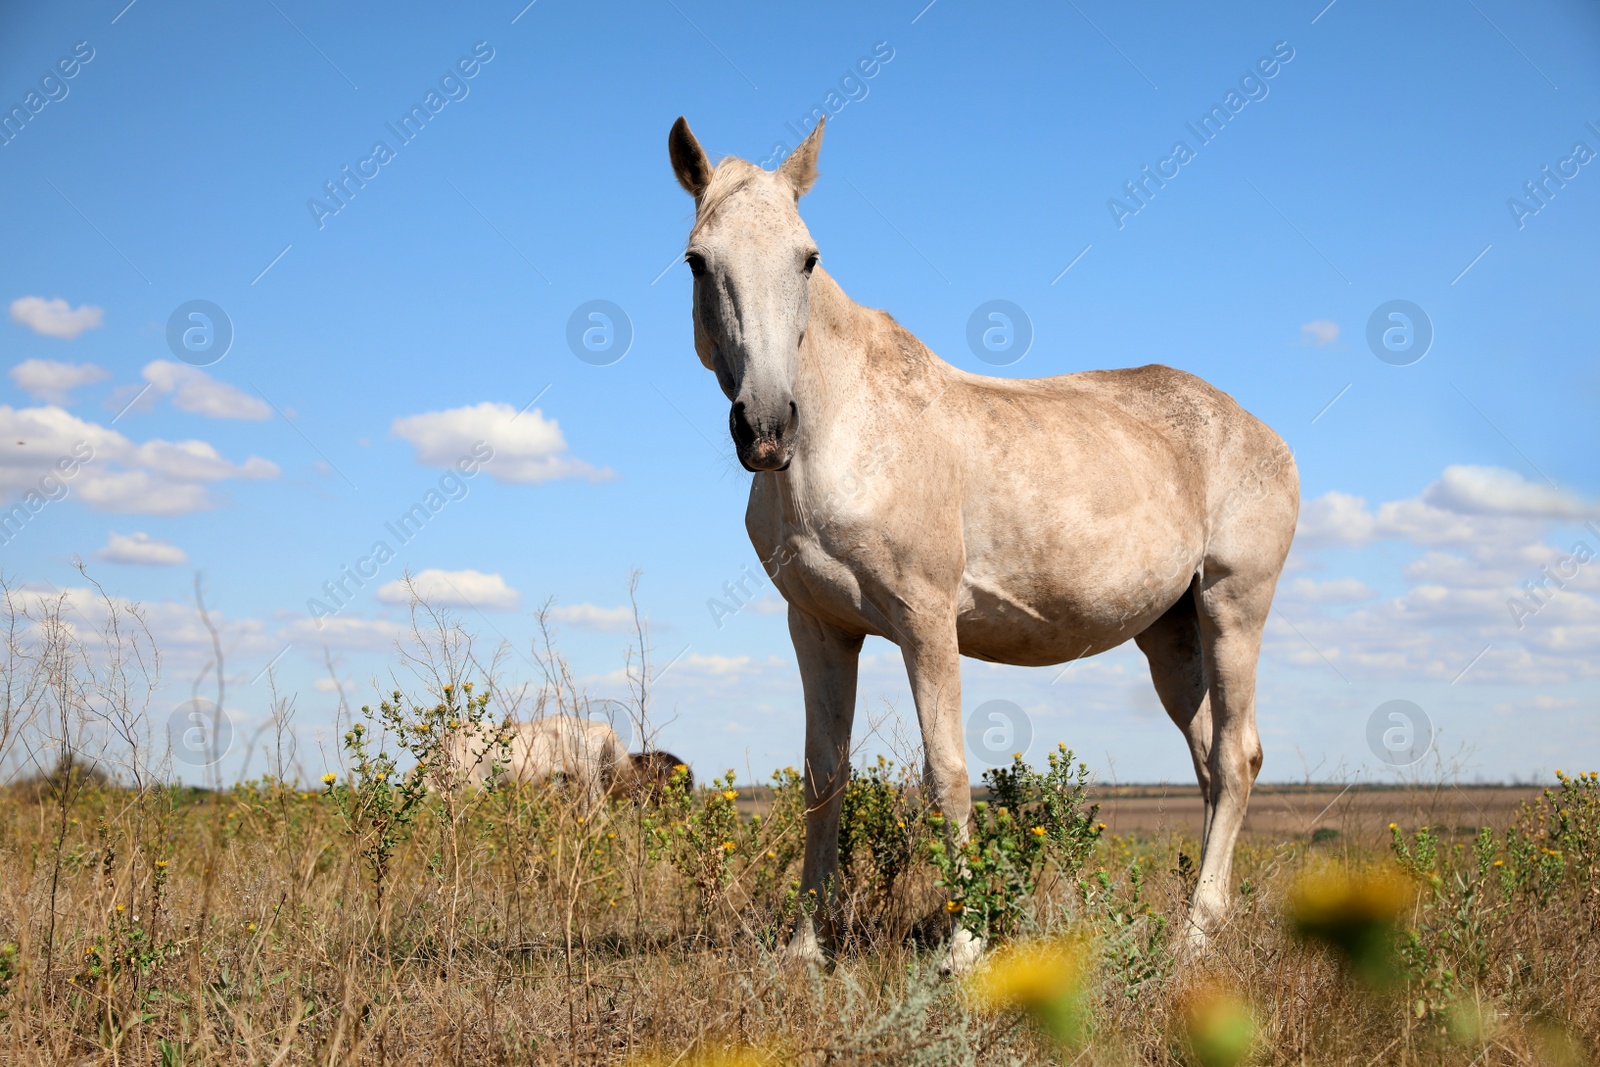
[668,115,826,472]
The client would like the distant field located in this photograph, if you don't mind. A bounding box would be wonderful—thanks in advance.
[1089,784,1536,837]
[736,783,1541,838]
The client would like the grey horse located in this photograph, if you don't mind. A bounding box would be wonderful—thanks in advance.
[668,116,1299,969]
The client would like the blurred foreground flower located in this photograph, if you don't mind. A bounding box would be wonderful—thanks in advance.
[1290,865,1412,988]
[1180,984,1256,1067]
[966,938,1091,1049]
[1527,1018,1590,1067]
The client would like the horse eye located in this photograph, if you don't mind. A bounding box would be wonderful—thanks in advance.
[685,252,707,277]
[803,252,819,274]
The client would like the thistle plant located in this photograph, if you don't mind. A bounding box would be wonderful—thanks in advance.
[928,745,1102,941]
[648,767,742,919]
[324,681,503,902]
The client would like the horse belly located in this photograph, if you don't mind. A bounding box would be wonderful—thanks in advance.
[954,510,1203,668]
[954,572,1191,666]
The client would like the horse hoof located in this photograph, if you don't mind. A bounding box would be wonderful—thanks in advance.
[937,928,985,976]
[782,930,825,969]
[1176,919,1211,961]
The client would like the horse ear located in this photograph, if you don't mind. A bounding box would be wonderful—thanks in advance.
[777,116,824,199]
[669,116,713,198]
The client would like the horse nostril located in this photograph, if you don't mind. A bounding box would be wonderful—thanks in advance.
[730,401,757,447]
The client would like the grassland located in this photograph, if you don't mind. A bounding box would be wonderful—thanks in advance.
[0,587,1595,1065]
[1,757,1596,1066]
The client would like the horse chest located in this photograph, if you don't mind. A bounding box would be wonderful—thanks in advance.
[764,527,878,628]
[747,485,889,631]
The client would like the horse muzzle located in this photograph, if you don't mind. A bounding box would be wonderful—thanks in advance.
[731,398,797,472]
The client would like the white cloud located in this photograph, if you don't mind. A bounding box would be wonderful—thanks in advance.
[133,439,278,482]
[1403,544,1583,591]
[73,471,213,515]
[548,603,637,632]
[0,404,279,515]
[391,402,611,484]
[95,531,188,566]
[141,361,271,421]
[10,359,108,403]
[1492,694,1580,716]
[1295,491,1375,548]
[279,615,408,653]
[9,583,275,679]
[1275,464,1600,687]
[1296,467,1591,550]
[677,653,763,677]
[375,569,520,611]
[10,296,104,339]
[1423,465,1600,520]
[1283,577,1376,604]
[1300,320,1339,346]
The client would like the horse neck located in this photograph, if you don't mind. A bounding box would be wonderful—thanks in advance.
[791,270,937,451]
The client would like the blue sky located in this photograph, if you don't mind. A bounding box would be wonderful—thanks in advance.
[2,0,1597,785]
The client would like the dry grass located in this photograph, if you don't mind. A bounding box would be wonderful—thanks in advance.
[1,767,1596,1065]
[0,578,1595,1065]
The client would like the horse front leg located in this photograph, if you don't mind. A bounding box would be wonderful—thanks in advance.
[897,616,982,973]
[785,605,863,965]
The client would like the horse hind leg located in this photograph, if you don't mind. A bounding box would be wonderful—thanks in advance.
[1185,569,1272,949]
[1133,584,1216,945]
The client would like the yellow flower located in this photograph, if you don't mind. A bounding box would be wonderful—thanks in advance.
[1182,984,1257,1067]
[1013,752,1022,759]
[765,850,777,859]
[1388,822,1398,831]
[1030,826,1046,837]
[967,939,1091,1047]
[115,904,125,914]
[1493,860,1504,867]
[321,773,337,785]
[155,860,168,869]
[721,841,736,852]
[723,789,738,801]
[1290,866,1412,987]
[945,900,963,913]
[246,922,257,932]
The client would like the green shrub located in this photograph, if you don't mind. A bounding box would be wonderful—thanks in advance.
[928,744,1102,942]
